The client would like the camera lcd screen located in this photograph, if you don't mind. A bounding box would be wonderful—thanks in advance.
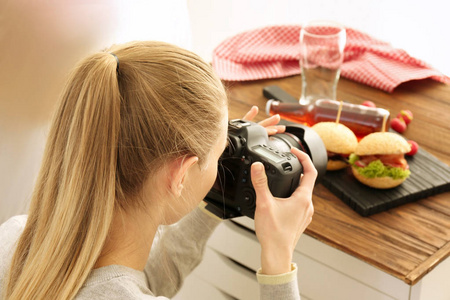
[253,146,283,163]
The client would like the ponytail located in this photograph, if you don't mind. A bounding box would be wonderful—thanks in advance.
[5,41,226,299]
[5,52,121,299]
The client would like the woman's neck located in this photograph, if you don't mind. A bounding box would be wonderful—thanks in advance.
[94,206,161,271]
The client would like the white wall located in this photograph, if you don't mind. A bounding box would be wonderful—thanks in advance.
[187,0,450,76]
[0,0,192,223]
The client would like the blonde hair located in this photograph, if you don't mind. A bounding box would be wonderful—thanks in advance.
[4,41,227,300]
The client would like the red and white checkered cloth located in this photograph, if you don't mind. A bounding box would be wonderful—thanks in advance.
[212,25,450,92]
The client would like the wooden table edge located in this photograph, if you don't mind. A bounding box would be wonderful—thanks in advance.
[405,240,450,285]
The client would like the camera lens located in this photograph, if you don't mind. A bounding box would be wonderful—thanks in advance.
[268,132,306,153]
[270,123,328,182]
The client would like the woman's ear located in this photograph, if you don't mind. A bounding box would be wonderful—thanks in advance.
[169,156,199,197]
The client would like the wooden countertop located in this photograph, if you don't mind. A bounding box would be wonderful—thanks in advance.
[224,76,450,285]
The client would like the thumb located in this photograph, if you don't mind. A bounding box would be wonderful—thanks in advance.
[251,162,271,204]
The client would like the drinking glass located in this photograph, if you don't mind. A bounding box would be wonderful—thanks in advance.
[299,21,346,105]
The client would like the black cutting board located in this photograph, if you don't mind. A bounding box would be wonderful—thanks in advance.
[321,147,450,216]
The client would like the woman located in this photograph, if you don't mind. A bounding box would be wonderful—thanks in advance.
[0,41,316,299]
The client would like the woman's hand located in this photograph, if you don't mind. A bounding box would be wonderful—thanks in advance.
[242,106,285,135]
[251,147,317,275]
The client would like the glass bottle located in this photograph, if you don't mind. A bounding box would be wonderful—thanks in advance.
[266,99,390,140]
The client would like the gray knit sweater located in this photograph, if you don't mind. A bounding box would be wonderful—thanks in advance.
[0,208,300,299]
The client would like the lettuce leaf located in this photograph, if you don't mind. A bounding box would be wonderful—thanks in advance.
[349,153,359,165]
[350,154,411,180]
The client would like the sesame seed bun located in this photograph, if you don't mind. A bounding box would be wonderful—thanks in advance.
[351,166,407,189]
[355,132,411,156]
[311,122,358,154]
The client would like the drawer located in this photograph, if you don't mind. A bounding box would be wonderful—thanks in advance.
[207,220,261,272]
[293,249,396,300]
[193,247,259,300]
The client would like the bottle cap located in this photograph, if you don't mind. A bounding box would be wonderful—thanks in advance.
[265,99,277,115]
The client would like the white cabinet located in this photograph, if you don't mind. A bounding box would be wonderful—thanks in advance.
[176,217,450,300]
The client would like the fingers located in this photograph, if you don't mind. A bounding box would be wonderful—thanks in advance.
[243,107,285,135]
[258,114,280,127]
[290,147,318,194]
[259,114,285,135]
[242,106,259,121]
[250,162,271,206]
[265,125,286,135]
[266,128,278,135]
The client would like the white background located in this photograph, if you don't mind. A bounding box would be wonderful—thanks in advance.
[1,0,449,222]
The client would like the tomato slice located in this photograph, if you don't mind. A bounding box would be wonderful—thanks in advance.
[379,154,408,169]
[358,154,408,170]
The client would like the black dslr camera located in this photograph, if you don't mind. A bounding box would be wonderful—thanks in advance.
[204,119,327,219]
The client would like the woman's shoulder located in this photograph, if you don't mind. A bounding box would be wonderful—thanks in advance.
[0,215,28,255]
[0,215,28,230]
[0,215,28,287]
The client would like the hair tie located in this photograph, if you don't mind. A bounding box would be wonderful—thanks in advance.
[110,53,119,73]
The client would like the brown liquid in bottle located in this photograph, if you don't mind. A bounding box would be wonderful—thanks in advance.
[266,99,390,140]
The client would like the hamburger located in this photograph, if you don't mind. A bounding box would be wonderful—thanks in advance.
[311,122,358,171]
[349,132,411,189]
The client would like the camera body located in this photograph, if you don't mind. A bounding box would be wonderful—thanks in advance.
[204,119,327,219]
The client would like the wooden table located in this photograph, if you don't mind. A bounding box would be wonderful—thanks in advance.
[224,76,450,287]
